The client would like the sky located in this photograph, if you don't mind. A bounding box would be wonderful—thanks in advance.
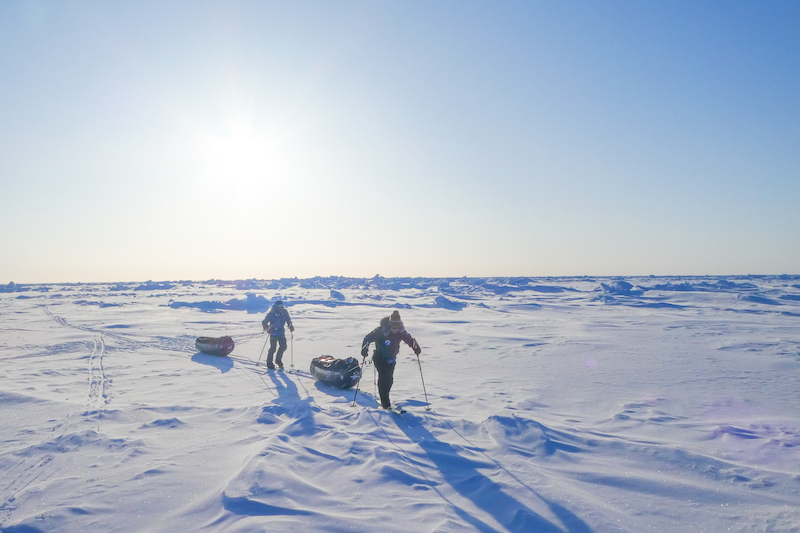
[1,0,799,283]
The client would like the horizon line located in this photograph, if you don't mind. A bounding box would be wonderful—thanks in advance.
[4,273,800,288]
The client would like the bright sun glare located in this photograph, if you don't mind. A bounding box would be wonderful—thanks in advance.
[198,116,272,179]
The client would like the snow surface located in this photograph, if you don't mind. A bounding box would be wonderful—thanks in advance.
[2,275,800,533]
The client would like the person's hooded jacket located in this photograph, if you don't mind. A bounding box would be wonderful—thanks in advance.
[262,302,293,336]
[361,311,420,364]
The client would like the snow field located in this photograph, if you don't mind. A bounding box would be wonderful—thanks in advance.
[1,276,800,532]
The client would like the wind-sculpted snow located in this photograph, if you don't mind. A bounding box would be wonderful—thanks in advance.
[330,289,346,301]
[134,281,176,291]
[169,292,273,313]
[432,296,467,311]
[740,295,782,306]
[1,275,800,532]
[599,280,644,296]
[647,279,760,292]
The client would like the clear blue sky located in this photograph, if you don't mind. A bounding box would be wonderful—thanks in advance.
[2,1,798,283]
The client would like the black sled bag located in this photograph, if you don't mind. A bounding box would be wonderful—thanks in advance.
[195,336,235,356]
[310,356,362,389]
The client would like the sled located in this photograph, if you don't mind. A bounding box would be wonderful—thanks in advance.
[310,356,362,389]
[195,336,235,357]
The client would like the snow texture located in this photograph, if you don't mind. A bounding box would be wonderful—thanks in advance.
[2,275,800,532]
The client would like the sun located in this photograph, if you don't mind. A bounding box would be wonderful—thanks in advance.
[196,115,273,180]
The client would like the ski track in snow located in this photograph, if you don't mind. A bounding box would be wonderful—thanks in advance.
[86,333,109,410]
[1,276,800,532]
[43,307,112,411]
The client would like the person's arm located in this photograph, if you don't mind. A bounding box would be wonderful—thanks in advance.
[402,331,421,355]
[361,328,379,356]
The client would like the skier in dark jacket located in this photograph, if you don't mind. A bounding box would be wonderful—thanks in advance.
[361,310,421,410]
[261,300,294,369]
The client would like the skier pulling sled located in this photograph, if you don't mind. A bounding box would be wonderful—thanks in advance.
[195,336,235,357]
[310,356,362,389]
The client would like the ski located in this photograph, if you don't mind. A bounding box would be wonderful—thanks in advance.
[381,406,406,414]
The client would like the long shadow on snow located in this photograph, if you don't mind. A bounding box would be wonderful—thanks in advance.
[257,371,318,435]
[222,494,315,517]
[191,352,234,373]
[219,372,321,524]
[304,362,381,408]
[312,379,382,409]
[392,413,593,533]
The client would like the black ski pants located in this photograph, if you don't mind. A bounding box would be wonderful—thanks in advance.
[373,353,396,408]
[267,334,287,366]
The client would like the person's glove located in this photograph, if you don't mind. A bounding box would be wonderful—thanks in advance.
[361,346,368,358]
[412,340,421,356]
[265,325,274,334]
[289,325,295,332]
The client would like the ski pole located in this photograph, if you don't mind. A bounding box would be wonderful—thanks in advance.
[416,354,431,411]
[256,333,269,366]
[290,332,295,372]
[351,355,367,408]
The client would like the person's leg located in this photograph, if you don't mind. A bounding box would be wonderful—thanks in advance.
[275,335,287,367]
[266,335,279,368]
[374,356,396,408]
